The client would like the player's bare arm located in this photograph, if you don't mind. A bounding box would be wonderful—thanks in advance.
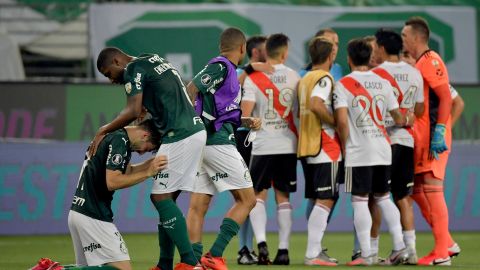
[241,117,262,130]
[310,96,335,126]
[89,94,143,157]
[414,102,424,117]
[106,155,167,191]
[237,62,274,86]
[240,100,255,117]
[390,108,413,126]
[334,107,349,155]
[451,95,464,126]
[186,81,199,104]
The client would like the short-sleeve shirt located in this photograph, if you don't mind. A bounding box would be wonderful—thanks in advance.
[242,64,299,155]
[306,75,342,164]
[124,54,204,144]
[373,61,424,148]
[334,71,399,167]
[192,61,236,145]
[70,129,131,222]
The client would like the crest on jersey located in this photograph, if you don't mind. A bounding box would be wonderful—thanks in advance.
[124,82,132,94]
[112,154,123,165]
[201,74,212,85]
[320,78,327,88]
[431,59,440,68]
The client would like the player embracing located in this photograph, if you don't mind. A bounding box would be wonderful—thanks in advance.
[334,38,412,266]
[402,16,459,265]
[241,33,300,265]
[371,28,424,264]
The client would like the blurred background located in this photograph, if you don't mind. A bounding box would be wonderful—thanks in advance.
[0,0,479,235]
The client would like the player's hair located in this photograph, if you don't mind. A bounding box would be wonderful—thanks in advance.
[363,35,376,44]
[308,37,333,65]
[347,38,372,66]
[96,47,124,72]
[315,28,337,37]
[138,119,161,150]
[405,16,430,41]
[220,27,246,53]
[266,33,289,59]
[375,28,403,55]
[246,35,267,59]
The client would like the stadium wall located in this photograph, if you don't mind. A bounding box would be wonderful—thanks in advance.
[0,83,479,235]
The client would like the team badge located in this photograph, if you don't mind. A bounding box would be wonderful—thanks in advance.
[112,154,123,165]
[320,78,327,88]
[124,82,132,94]
[244,170,252,183]
[432,59,440,68]
[201,74,212,85]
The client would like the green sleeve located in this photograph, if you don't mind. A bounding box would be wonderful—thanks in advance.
[192,62,227,94]
[105,135,129,172]
[123,62,147,97]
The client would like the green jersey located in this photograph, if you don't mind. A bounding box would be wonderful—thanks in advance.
[124,54,204,144]
[192,62,236,146]
[71,129,131,222]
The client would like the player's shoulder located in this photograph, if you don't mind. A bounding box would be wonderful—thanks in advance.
[416,50,445,67]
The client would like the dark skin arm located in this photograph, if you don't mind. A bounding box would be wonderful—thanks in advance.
[186,81,199,105]
[88,94,143,157]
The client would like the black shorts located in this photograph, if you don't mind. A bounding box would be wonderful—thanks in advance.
[344,165,390,195]
[249,154,297,193]
[234,129,252,165]
[301,158,314,199]
[391,144,414,199]
[307,161,343,200]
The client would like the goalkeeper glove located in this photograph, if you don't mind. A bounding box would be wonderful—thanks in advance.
[430,124,448,159]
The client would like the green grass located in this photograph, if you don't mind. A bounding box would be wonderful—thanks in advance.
[0,232,478,269]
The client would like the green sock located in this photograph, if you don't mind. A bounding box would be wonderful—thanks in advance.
[153,199,198,266]
[157,223,174,270]
[192,242,203,262]
[210,218,240,257]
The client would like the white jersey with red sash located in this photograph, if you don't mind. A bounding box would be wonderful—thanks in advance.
[333,71,399,167]
[373,61,424,148]
[243,64,300,155]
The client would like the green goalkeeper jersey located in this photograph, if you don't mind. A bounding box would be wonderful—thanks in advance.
[70,129,131,222]
[124,54,205,144]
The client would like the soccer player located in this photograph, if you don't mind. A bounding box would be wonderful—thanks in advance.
[235,35,267,265]
[299,28,343,81]
[94,48,206,270]
[185,27,259,270]
[402,16,459,265]
[372,28,425,264]
[333,38,412,266]
[241,33,300,265]
[298,37,341,266]
[30,120,167,270]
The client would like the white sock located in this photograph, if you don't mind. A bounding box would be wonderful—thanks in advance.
[305,204,330,258]
[375,195,406,251]
[277,202,292,250]
[352,195,372,258]
[403,230,416,249]
[250,198,267,244]
[370,236,379,255]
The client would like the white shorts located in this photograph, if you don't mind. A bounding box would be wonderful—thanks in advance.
[68,210,130,266]
[193,144,253,195]
[151,130,206,194]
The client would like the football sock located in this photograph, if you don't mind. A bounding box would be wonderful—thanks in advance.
[370,236,379,255]
[192,242,203,262]
[153,199,197,266]
[352,195,372,257]
[327,197,338,224]
[412,184,432,226]
[157,223,174,270]
[424,184,449,258]
[353,227,361,252]
[210,218,240,257]
[403,230,416,249]
[375,194,405,251]
[250,198,267,243]
[277,202,292,250]
[305,204,329,258]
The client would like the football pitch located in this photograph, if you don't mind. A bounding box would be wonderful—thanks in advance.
[1,232,478,270]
